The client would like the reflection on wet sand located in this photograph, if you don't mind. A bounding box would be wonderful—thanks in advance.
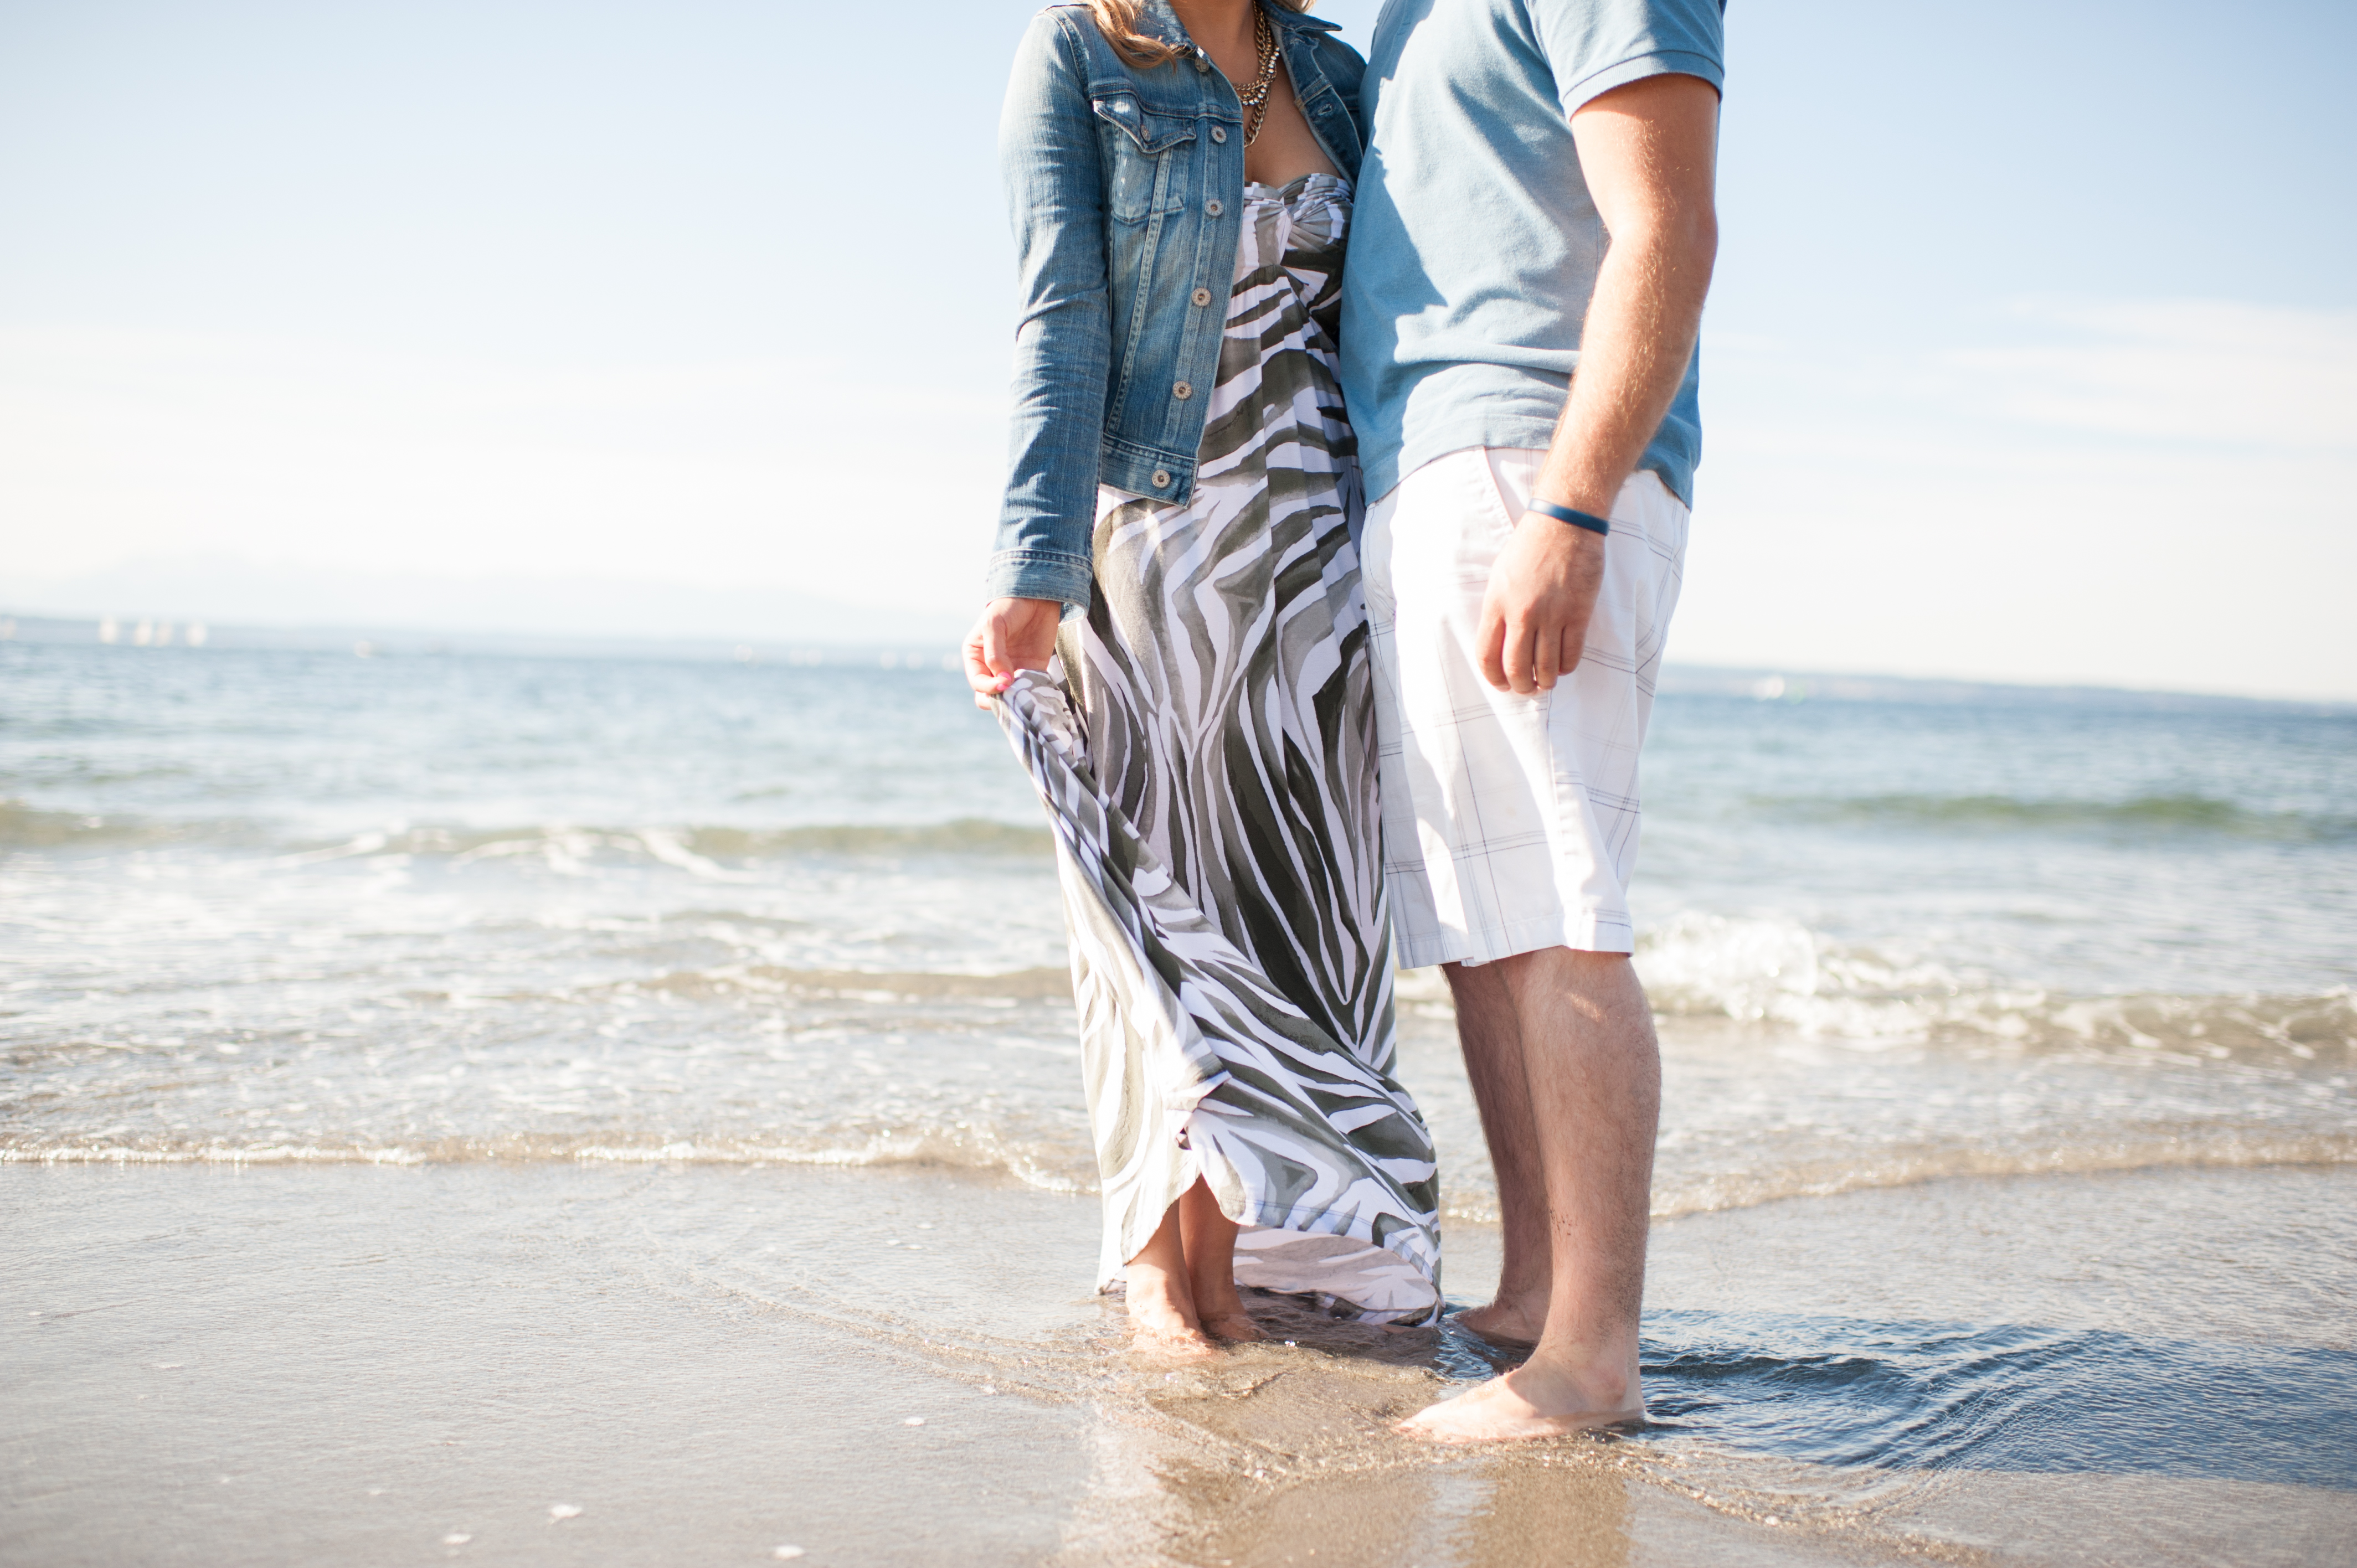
[1051,1299,1637,1567]
[1048,1296,1850,1568]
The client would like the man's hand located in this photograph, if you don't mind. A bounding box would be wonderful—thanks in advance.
[963,596,1062,706]
[1483,72,1716,696]
[1478,518,1605,695]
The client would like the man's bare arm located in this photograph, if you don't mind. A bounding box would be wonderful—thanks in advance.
[1477,73,1720,695]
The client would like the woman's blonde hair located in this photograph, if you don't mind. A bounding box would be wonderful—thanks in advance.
[1086,1,1312,69]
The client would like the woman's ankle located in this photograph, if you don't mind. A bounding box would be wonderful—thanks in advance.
[1128,1258,1197,1313]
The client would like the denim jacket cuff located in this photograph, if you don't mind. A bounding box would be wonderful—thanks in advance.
[981,549,1093,618]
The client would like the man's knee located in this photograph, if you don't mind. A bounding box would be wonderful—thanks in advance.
[1500,945,1649,1015]
[1501,945,1632,978]
[1433,952,1508,1004]
[1440,957,1507,997]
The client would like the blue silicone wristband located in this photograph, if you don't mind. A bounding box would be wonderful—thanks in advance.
[1524,498,1612,536]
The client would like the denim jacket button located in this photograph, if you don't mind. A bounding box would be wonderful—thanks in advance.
[1211,126,1227,143]
[1172,381,1193,400]
[1152,469,1172,489]
[1205,198,1223,216]
[1191,286,1213,307]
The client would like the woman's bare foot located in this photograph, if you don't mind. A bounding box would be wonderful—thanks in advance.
[1125,1199,1221,1356]
[1174,1175,1255,1342]
[1128,1304,1219,1356]
[1200,1309,1265,1343]
[1132,1321,1221,1357]
[1125,1271,1218,1355]
[1448,1297,1545,1347]
[1395,1356,1641,1444]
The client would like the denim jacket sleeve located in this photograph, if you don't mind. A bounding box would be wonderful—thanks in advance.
[984,12,1106,616]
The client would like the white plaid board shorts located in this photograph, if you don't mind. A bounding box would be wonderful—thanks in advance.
[1362,447,1690,967]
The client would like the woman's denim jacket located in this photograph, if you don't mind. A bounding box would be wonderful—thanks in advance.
[984,2,1367,612]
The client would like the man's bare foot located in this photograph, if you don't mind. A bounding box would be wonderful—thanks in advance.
[1200,1309,1265,1343]
[1394,1358,1641,1444]
[1448,1298,1545,1347]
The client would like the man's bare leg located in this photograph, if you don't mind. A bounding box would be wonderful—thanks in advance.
[1125,1195,1219,1356]
[1401,947,1659,1441]
[1443,960,1552,1344]
[1178,1175,1264,1341]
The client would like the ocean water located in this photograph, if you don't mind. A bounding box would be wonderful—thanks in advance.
[6,638,2349,1195]
[4,633,2353,1565]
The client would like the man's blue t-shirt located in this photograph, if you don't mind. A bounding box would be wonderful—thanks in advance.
[1340,0,1726,504]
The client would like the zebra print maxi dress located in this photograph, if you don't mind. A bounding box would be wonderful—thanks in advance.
[992,173,1442,1323]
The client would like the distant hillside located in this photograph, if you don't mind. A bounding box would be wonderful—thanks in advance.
[0,555,969,649]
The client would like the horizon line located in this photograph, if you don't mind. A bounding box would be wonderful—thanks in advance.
[4,608,2348,714]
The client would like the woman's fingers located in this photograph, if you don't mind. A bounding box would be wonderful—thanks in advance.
[989,598,1062,678]
[965,599,1061,705]
[963,618,1011,704]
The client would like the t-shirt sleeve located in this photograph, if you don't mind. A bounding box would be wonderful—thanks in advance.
[1527,0,1726,119]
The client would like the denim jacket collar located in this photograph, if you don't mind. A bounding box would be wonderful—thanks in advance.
[1110,2,1352,137]
[1129,0,1344,54]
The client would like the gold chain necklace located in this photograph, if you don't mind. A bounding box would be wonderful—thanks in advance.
[1229,7,1282,147]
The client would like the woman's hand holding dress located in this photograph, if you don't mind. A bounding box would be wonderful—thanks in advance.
[963,596,1063,706]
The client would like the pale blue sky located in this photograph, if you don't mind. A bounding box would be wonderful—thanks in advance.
[3,0,2352,695]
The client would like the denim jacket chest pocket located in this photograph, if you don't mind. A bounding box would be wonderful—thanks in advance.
[1090,93,1198,224]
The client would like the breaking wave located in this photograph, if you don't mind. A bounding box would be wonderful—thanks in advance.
[0,801,238,849]
[1762,791,2356,842]
[1631,912,2357,1063]
[0,805,1054,860]
[0,1127,1099,1194]
[1643,1133,2357,1221]
[14,1125,2353,1226]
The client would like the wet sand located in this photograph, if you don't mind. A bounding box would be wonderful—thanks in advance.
[7,1159,2353,1566]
